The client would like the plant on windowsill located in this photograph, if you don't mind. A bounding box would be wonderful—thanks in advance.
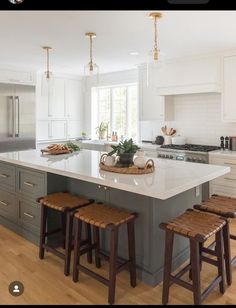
[95,122,109,140]
[108,138,140,166]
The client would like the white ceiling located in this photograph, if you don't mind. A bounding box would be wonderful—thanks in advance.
[1,10,236,76]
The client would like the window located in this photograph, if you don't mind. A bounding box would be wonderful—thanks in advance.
[92,84,138,140]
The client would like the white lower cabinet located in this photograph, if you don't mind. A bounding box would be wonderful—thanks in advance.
[209,154,236,197]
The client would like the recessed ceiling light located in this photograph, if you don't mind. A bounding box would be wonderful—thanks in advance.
[130,52,139,56]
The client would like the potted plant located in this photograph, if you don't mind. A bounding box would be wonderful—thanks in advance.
[96,122,109,140]
[108,138,140,166]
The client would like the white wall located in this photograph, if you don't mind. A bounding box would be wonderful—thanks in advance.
[83,69,138,137]
[140,92,236,146]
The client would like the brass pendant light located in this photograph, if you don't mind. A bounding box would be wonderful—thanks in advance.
[41,46,54,98]
[84,32,99,83]
[147,12,162,87]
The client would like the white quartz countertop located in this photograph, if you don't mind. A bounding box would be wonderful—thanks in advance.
[209,150,236,158]
[0,149,230,200]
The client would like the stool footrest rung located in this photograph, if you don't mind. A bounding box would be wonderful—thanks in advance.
[201,276,222,302]
[79,264,109,286]
[201,247,216,256]
[201,255,218,266]
[45,228,62,236]
[230,234,236,240]
[116,260,130,274]
[170,275,193,291]
[43,244,65,259]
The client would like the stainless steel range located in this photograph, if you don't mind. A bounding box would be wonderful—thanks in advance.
[156,144,220,201]
[157,144,220,164]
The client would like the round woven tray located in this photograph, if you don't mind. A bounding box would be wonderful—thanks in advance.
[99,154,155,174]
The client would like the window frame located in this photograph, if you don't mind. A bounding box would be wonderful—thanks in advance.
[93,83,138,141]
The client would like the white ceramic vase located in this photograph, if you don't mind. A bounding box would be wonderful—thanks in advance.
[133,150,147,169]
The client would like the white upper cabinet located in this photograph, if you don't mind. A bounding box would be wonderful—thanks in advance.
[222,55,236,122]
[65,79,83,120]
[51,78,65,118]
[138,65,174,121]
[156,55,222,95]
[0,69,35,85]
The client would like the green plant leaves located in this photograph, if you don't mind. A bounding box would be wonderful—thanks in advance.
[107,138,140,156]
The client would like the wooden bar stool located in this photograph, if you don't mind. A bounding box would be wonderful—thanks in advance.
[72,203,137,305]
[194,194,236,285]
[37,192,94,276]
[160,209,229,305]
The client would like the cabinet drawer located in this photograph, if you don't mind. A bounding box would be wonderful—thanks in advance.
[19,199,41,234]
[0,162,16,191]
[18,168,46,200]
[0,189,17,222]
[211,174,236,189]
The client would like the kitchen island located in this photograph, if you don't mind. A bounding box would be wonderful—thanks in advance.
[0,149,230,286]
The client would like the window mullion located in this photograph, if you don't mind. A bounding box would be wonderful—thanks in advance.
[110,88,113,135]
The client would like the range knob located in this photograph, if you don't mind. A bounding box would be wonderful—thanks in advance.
[170,155,173,159]
[166,155,169,159]
[187,157,191,162]
[158,154,162,158]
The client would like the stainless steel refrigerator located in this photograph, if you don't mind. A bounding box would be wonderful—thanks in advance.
[0,83,36,153]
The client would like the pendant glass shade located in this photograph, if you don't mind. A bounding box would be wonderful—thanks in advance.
[84,32,99,85]
[41,47,55,99]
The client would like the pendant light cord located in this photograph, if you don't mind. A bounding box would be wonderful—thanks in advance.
[47,48,50,78]
[153,16,158,60]
[90,35,93,64]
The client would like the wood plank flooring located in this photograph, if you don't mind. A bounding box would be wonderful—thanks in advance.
[0,220,236,305]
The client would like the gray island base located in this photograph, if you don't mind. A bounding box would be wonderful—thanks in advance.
[0,149,230,287]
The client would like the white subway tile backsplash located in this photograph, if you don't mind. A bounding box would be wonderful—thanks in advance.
[140,93,236,146]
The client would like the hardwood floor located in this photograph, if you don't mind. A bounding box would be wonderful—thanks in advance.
[0,221,236,305]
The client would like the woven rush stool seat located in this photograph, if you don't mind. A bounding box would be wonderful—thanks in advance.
[73,203,137,305]
[38,192,91,212]
[37,192,94,276]
[194,194,236,286]
[74,203,136,229]
[160,209,230,305]
[194,194,236,218]
[164,208,226,241]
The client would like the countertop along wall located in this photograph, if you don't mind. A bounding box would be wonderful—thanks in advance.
[140,92,236,146]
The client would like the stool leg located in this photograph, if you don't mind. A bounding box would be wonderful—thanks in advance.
[189,242,202,280]
[222,222,232,286]
[190,239,201,305]
[64,211,73,276]
[39,205,47,259]
[215,229,226,294]
[93,226,101,268]
[162,230,174,305]
[85,223,93,264]
[127,219,136,288]
[73,219,82,283]
[61,212,66,249]
[108,227,118,305]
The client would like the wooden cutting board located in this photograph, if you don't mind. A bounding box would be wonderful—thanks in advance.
[41,148,72,155]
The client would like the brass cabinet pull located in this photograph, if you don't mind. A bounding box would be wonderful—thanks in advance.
[104,186,108,190]
[98,185,102,189]
[0,173,9,178]
[23,212,34,219]
[23,181,35,187]
[0,200,8,206]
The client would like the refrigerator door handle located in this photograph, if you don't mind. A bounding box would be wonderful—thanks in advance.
[9,96,15,138]
[15,96,20,137]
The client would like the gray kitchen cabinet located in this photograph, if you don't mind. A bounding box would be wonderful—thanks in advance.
[18,198,41,235]
[0,162,16,191]
[0,188,17,223]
